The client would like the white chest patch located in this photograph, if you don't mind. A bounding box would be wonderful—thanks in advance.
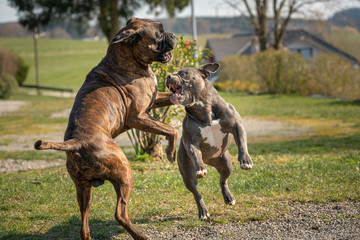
[200,119,226,156]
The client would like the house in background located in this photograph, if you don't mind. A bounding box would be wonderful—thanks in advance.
[205,29,359,81]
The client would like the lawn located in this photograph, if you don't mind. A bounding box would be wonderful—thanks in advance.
[0,38,107,91]
[0,92,359,239]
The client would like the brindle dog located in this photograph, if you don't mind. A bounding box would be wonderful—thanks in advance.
[34,18,177,240]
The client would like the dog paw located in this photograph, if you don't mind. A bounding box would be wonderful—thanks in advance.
[196,169,207,179]
[239,153,253,170]
[224,192,236,205]
[224,196,236,205]
[199,210,210,220]
[165,146,176,163]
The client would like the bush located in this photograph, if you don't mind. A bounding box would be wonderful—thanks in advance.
[0,46,29,96]
[307,53,360,100]
[0,75,17,99]
[217,51,360,100]
[14,57,29,86]
[217,55,260,93]
[255,50,308,94]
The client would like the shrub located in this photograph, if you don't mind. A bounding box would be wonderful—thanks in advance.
[218,50,308,94]
[217,55,260,93]
[254,50,308,94]
[307,53,360,100]
[217,51,360,100]
[14,57,29,86]
[0,75,17,99]
[0,47,18,77]
[0,46,29,97]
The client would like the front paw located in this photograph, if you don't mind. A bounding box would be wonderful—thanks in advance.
[239,153,253,170]
[165,146,176,163]
[196,168,207,179]
[199,209,210,220]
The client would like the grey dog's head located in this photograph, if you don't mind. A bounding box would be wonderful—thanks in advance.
[166,63,220,106]
[108,17,176,64]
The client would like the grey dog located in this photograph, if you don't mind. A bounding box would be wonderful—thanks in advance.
[166,63,253,219]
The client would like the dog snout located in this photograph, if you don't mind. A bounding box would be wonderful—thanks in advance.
[169,33,175,40]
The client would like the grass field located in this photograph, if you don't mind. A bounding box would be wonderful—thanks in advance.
[0,92,359,239]
[0,38,108,91]
[0,37,359,239]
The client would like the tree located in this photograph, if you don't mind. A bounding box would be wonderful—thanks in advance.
[8,0,190,43]
[224,0,332,51]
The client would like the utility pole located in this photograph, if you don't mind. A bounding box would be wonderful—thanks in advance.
[33,27,40,96]
[191,0,198,65]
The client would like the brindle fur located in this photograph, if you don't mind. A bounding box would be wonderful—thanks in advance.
[34,18,177,240]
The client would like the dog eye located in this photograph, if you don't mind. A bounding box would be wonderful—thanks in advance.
[180,72,186,77]
[155,32,162,40]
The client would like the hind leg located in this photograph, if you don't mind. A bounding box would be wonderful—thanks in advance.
[207,151,235,205]
[106,146,148,240]
[75,183,93,240]
[66,152,94,240]
[177,141,210,219]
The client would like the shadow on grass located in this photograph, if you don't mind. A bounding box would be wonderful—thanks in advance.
[0,216,185,240]
[326,99,360,106]
[0,216,126,240]
[230,133,360,155]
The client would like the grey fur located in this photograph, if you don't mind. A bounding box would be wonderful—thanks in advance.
[166,63,253,219]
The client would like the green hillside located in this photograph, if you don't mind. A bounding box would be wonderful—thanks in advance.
[0,37,107,91]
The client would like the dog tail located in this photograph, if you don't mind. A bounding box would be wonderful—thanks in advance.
[34,139,81,151]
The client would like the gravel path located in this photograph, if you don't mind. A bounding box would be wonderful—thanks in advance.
[121,201,359,240]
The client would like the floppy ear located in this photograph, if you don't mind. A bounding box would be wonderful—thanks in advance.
[126,17,137,26]
[110,28,143,45]
[199,63,220,78]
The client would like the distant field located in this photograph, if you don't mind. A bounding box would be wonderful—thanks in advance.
[0,37,108,91]
[0,34,229,92]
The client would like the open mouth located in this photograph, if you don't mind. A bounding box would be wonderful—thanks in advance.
[167,82,183,104]
[164,52,173,63]
[158,52,173,63]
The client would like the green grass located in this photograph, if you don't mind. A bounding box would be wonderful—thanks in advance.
[221,93,360,122]
[0,34,230,92]
[0,93,73,136]
[0,38,107,91]
[0,151,358,239]
[0,92,359,239]
[0,36,359,238]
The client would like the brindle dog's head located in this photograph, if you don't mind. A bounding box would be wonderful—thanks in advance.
[166,63,220,106]
[108,17,176,64]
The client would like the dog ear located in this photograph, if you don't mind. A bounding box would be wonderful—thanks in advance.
[199,63,220,78]
[126,17,137,26]
[110,28,143,45]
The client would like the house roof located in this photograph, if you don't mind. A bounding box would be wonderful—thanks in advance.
[282,29,358,64]
[205,35,253,62]
[205,29,359,64]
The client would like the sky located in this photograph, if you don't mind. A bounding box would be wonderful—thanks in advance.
[1,0,360,24]
[0,0,238,24]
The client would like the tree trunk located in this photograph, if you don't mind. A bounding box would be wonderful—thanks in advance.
[257,0,268,51]
[98,0,120,43]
